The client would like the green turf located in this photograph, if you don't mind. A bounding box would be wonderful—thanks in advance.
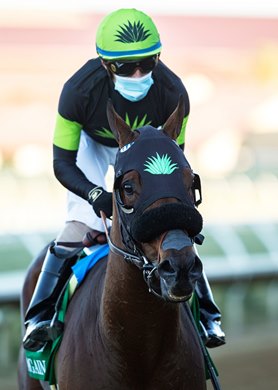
[236,225,269,254]
[197,231,226,257]
[0,233,53,272]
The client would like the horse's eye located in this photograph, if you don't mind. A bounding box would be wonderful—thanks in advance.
[123,182,134,195]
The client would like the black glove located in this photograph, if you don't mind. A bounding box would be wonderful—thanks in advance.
[88,186,113,218]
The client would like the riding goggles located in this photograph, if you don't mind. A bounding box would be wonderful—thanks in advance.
[105,55,159,77]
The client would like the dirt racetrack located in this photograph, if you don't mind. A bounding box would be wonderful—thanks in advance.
[208,325,278,390]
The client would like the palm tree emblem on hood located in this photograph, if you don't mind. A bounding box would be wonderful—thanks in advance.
[144,153,179,175]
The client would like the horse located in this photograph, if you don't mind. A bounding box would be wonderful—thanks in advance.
[18,96,207,390]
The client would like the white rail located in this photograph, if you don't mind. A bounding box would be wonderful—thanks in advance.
[1,222,278,303]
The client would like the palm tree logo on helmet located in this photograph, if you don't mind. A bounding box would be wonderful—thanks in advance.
[115,21,152,44]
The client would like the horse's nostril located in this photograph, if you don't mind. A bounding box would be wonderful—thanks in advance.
[158,260,175,276]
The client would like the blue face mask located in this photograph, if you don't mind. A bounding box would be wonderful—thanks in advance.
[114,72,154,102]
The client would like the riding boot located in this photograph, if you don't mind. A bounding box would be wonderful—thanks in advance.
[195,271,226,348]
[23,243,79,351]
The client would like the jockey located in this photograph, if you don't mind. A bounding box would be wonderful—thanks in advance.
[23,8,225,351]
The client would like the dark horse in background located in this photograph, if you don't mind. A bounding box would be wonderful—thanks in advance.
[18,97,207,389]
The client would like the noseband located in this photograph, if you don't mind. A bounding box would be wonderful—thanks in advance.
[131,203,202,243]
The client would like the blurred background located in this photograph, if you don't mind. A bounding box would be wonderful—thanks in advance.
[0,1,278,389]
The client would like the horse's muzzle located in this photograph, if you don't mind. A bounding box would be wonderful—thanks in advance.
[158,252,203,302]
[153,230,203,302]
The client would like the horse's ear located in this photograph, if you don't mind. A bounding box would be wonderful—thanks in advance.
[106,99,135,148]
[163,95,185,141]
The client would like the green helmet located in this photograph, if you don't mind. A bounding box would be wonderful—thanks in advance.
[96,8,162,60]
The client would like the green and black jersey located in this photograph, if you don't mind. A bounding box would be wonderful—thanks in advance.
[53,58,190,200]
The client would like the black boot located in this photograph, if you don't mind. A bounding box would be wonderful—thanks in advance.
[23,244,79,351]
[195,271,226,348]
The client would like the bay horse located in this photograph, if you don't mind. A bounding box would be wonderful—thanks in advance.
[18,97,207,389]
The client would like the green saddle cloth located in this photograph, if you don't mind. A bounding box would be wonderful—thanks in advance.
[24,277,76,385]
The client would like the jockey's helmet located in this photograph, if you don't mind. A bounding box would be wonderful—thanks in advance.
[96,8,162,61]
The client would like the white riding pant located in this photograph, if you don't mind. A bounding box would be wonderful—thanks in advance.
[56,131,118,244]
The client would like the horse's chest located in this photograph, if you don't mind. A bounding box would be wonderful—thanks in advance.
[58,352,205,390]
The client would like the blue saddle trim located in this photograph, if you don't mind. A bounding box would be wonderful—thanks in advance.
[72,244,109,285]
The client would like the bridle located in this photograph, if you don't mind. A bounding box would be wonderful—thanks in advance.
[100,129,203,298]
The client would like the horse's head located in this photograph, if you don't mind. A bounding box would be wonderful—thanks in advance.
[106,97,203,302]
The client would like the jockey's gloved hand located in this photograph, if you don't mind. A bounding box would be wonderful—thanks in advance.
[88,186,113,218]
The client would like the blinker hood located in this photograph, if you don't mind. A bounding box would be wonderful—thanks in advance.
[114,127,202,244]
[114,127,193,210]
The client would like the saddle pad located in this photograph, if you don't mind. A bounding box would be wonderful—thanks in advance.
[72,244,109,285]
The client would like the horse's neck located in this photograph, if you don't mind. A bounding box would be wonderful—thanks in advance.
[100,227,180,360]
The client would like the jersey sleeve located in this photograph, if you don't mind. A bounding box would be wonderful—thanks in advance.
[52,82,96,200]
[53,113,82,151]
[176,81,190,149]
[53,81,84,151]
[176,114,189,150]
[53,144,96,200]
[157,62,190,149]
